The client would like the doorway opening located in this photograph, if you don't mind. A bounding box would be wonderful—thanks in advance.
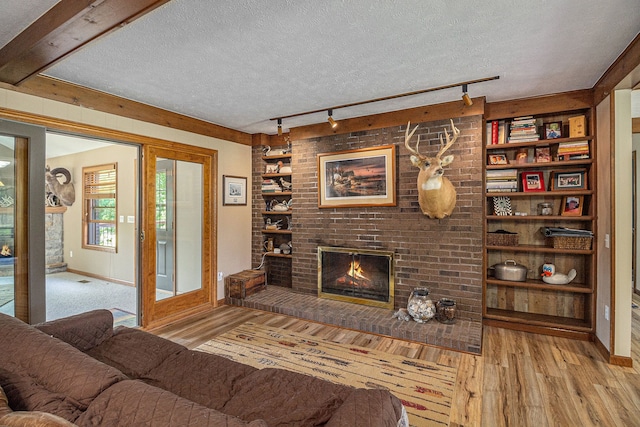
[43,133,139,324]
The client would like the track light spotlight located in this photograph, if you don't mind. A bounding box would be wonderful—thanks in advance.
[277,118,283,136]
[461,84,473,106]
[327,109,338,128]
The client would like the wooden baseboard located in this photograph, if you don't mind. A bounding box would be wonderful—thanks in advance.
[483,318,593,341]
[609,355,634,367]
[65,268,134,287]
[594,335,634,367]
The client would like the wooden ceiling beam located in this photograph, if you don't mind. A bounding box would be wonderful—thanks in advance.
[0,0,171,85]
[593,33,640,105]
[0,76,252,145]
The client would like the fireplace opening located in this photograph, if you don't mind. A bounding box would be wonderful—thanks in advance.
[317,246,394,309]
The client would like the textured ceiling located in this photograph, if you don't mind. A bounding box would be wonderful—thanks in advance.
[1,0,639,135]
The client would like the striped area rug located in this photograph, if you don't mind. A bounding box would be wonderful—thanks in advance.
[195,322,457,427]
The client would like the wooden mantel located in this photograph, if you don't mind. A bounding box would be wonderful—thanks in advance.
[46,206,67,214]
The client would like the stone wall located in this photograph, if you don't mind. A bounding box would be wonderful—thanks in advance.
[253,115,483,322]
[45,210,67,274]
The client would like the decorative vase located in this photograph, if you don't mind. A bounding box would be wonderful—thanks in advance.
[435,298,457,324]
[407,287,435,323]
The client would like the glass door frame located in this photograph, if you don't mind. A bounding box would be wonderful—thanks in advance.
[0,119,46,324]
[142,144,217,329]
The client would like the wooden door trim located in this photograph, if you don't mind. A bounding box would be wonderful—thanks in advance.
[141,145,217,329]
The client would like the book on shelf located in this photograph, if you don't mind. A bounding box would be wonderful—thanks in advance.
[486,169,518,179]
[486,187,517,193]
[487,120,508,145]
[486,182,518,191]
[557,141,589,160]
[508,116,539,142]
[261,179,282,192]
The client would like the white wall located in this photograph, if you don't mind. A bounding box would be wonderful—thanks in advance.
[47,144,138,283]
[0,87,253,299]
[614,89,632,358]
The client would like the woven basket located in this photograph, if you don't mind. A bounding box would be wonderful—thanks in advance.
[550,235,592,250]
[487,232,519,246]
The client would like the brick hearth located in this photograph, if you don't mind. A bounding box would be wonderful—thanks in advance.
[226,286,482,354]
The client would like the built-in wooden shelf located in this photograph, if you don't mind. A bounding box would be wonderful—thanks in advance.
[262,154,292,160]
[485,307,593,332]
[486,159,593,170]
[486,244,593,255]
[262,173,292,179]
[262,229,292,235]
[262,191,292,197]
[486,214,594,221]
[485,278,593,293]
[264,252,292,259]
[483,101,596,339]
[485,190,593,197]
[261,210,292,215]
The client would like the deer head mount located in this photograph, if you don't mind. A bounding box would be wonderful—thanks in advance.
[405,119,459,219]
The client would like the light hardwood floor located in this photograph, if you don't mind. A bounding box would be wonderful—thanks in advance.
[152,302,640,427]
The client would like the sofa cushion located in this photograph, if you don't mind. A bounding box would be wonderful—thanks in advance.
[0,384,76,427]
[86,327,186,378]
[223,368,353,426]
[142,350,258,410]
[0,367,85,422]
[0,313,126,421]
[76,380,268,427]
[35,310,114,352]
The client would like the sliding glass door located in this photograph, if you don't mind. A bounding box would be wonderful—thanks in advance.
[0,119,45,324]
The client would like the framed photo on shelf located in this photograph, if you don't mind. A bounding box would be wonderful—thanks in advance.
[521,171,545,192]
[223,175,247,206]
[561,195,584,216]
[317,145,396,208]
[544,121,562,139]
[488,153,508,165]
[535,147,551,163]
[265,163,279,174]
[550,169,588,191]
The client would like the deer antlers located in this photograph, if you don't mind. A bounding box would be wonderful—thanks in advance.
[405,119,459,160]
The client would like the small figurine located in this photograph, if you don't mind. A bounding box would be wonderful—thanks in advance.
[541,262,577,285]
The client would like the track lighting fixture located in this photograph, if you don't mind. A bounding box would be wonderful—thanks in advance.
[461,84,473,106]
[327,109,338,128]
[270,76,497,134]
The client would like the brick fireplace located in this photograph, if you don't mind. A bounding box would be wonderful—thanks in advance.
[251,115,484,351]
[317,246,394,309]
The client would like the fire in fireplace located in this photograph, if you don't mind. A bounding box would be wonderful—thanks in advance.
[317,246,394,309]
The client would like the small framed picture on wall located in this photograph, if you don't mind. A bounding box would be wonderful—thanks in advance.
[223,175,247,206]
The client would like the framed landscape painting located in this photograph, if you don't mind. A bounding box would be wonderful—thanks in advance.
[317,145,396,208]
